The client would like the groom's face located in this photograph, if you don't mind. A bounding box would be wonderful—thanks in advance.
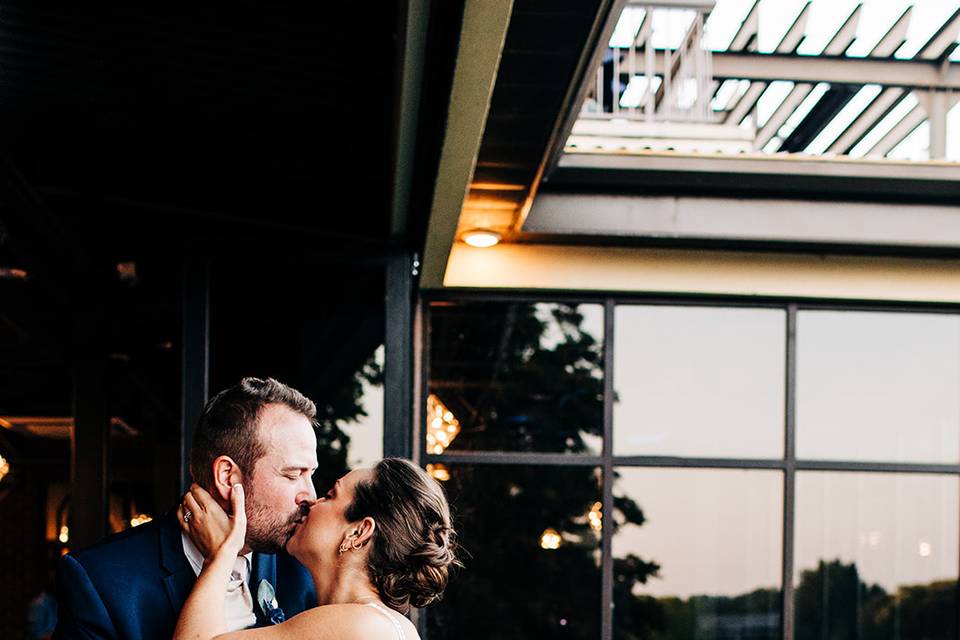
[243,403,318,553]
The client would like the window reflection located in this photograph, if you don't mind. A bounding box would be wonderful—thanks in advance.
[428,302,604,454]
[797,311,960,463]
[211,260,385,491]
[795,472,959,640]
[613,306,785,458]
[108,259,183,532]
[428,465,602,640]
[613,468,783,640]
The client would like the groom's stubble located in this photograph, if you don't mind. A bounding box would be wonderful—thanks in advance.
[242,482,308,554]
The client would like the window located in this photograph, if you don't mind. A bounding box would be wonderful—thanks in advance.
[423,297,960,640]
[211,258,385,491]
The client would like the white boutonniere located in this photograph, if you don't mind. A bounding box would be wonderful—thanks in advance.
[257,579,286,625]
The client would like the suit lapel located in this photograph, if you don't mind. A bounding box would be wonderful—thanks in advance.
[250,552,277,626]
[158,511,197,616]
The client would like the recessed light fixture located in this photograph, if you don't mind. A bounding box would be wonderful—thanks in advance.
[462,229,501,248]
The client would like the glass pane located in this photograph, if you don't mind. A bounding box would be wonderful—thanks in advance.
[613,468,783,640]
[428,301,604,455]
[795,472,959,640]
[427,464,602,639]
[797,311,960,463]
[211,260,384,490]
[108,259,182,534]
[614,306,785,458]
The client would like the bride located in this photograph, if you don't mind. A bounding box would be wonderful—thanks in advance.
[173,458,459,640]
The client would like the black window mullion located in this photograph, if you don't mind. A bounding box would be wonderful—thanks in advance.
[783,303,798,640]
[419,292,960,640]
[601,298,615,640]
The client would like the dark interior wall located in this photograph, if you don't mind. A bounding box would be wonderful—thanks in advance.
[0,477,50,638]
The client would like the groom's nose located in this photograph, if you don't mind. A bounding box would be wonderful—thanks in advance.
[296,478,317,505]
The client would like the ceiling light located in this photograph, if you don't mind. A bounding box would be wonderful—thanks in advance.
[462,229,501,248]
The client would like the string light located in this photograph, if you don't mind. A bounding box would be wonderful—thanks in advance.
[130,514,153,528]
[0,453,9,483]
[587,501,602,533]
[426,395,460,455]
[426,463,451,482]
[540,528,562,550]
[58,526,69,544]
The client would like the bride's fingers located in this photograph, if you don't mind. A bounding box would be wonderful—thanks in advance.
[177,504,189,532]
[189,483,219,512]
[183,492,203,524]
[229,484,246,531]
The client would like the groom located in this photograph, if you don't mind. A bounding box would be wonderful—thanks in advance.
[53,377,320,639]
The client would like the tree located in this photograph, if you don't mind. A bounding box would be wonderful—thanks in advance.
[427,302,658,640]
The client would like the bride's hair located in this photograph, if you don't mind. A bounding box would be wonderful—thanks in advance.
[344,457,460,613]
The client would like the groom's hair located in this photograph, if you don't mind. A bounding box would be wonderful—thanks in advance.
[189,377,317,489]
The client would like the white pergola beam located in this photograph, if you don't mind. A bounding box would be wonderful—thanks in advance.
[918,8,960,60]
[635,51,960,91]
[822,4,862,56]
[726,81,765,125]
[557,149,960,182]
[858,103,925,158]
[917,91,960,159]
[775,2,811,54]
[827,87,905,154]
[728,0,760,52]
[754,82,813,150]
[525,193,960,248]
[870,6,911,57]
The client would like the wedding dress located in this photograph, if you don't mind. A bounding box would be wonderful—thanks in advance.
[361,601,406,640]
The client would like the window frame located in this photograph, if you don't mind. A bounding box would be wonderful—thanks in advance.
[418,290,960,640]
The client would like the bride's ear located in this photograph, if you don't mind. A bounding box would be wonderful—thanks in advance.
[354,517,376,547]
[212,456,243,502]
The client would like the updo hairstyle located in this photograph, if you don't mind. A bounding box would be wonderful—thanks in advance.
[344,458,460,613]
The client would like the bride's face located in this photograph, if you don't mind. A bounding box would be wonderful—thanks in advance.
[287,467,373,563]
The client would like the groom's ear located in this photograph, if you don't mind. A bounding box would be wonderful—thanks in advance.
[211,455,244,502]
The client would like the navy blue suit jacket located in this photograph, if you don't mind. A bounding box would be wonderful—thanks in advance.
[52,512,316,640]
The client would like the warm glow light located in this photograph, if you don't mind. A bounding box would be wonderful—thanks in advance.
[919,541,932,557]
[130,514,153,528]
[462,229,501,248]
[426,463,451,482]
[0,454,9,483]
[540,528,562,550]
[0,267,28,280]
[58,526,70,544]
[587,501,602,533]
[426,395,461,454]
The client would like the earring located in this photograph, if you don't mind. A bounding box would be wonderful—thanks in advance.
[350,537,363,551]
[338,539,351,556]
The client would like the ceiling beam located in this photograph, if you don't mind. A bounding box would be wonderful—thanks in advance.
[633,51,960,91]
[552,150,960,203]
[389,0,431,240]
[419,0,514,288]
[517,0,624,233]
[524,193,960,249]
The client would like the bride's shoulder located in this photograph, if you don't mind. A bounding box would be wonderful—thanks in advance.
[284,603,418,640]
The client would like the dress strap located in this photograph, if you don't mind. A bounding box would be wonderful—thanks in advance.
[363,601,405,640]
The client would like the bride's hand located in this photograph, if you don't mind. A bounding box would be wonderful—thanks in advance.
[178,483,246,561]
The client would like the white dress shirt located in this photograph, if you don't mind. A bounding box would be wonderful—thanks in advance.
[181,532,257,631]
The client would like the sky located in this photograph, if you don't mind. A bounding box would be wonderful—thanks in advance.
[611,306,960,598]
[338,344,384,470]
[609,0,960,160]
